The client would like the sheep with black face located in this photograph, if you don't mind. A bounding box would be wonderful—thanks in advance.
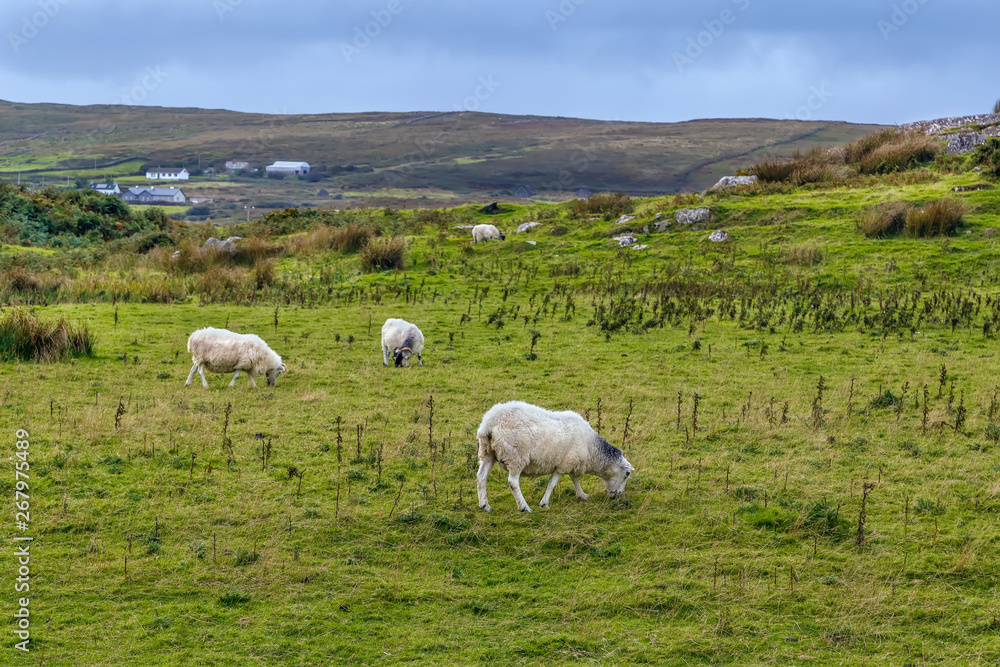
[475,400,634,512]
[380,318,424,368]
[472,224,505,244]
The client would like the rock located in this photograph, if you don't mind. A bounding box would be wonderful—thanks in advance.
[675,208,711,225]
[612,235,637,247]
[641,225,649,234]
[631,244,648,250]
[517,222,542,233]
[947,133,987,155]
[654,220,673,232]
[709,230,729,243]
[203,237,241,253]
[953,183,993,192]
[966,230,973,235]
[170,251,181,260]
[479,202,503,214]
[616,215,637,225]
[526,240,537,246]
[654,212,664,220]
[711,175,757,190]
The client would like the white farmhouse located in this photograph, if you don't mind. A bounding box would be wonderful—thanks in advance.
[146,167,190,181]
[266,161,310,176]
[90,182,120,195]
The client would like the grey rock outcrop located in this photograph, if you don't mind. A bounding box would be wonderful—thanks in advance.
[613,235,637,247]
[203,237,242,253]
[676,208,711,225]
[517,222,542,233]
[709,230,729,243]
[946,133,987,155]
[711,175,757,189]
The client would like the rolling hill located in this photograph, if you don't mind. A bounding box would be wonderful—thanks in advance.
[0,100,883,215]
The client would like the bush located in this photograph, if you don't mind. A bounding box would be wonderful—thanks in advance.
[750,158,797,183]
[333,224,374,253]
[905,199,965,237]
[0,309,94,362]
[749,148,843,185]
[970,137,1000,177]
[858,202,911,238]
[360,236,406,272]
[570,193,632,217]
[844,128,902,166]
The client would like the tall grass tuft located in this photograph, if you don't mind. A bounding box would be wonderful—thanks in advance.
[0,309,94,362]
[858,202,911,238]
[781,243,823,265]
[570,193,632,218]
[904,199,965,237]
[749,148,843,185]
[360,237,407,272]
[994,98,1000,114]
[846,129,940,174]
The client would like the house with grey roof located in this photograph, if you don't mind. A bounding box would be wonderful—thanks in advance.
[121,186,187,204]
[90,182,121,196]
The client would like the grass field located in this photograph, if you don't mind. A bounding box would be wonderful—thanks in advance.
[4,155,1000,664]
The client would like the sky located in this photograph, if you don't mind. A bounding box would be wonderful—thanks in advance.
[0,0,997,126]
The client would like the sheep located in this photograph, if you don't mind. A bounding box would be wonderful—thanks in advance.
[184,327,286,388]
[472,224,505,244]
[475,400,634,512]
[380,318,424,368]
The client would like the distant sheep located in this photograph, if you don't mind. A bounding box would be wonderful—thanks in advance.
[475,401,634,512]
[472,224,505,244]
[185,327,286,388]
[380,318,424,367]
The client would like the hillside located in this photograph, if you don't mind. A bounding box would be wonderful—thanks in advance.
[0,100,882,215]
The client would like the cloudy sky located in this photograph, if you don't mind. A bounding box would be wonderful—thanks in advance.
[0,0,996,125]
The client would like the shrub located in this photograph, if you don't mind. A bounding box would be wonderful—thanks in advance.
[570,193,632,217]
[844,128,902,165]
[905,199,965,237]
[360,236,407,272]
[994,98,1000,114]
[970,137,1000,177]
[333,224,374,253]
[750,158,797,183]
[858,202,911,238]
[749,148,843,185]
[0,309,94,362]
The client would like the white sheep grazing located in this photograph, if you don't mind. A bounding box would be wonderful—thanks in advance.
[472,224,505,244]
[380,318,424,367]
[476,400,634,512]
[184,327,286,388]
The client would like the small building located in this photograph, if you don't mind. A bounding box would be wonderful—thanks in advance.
[145,167,190,181]
[266,161,310,176]
[90,182,120,196]
[121,186,187,204]
[225,160,249,172]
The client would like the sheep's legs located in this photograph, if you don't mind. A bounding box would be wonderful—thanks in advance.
[229,371,240,387]
[382,346,389,367]
[197,365,209,388]
[418,352,423,366]
[476,454,495,512]
[540,473,561,508]
[185,363,199,386]
[507,469,532,513]
[248,373,257,388]
[571,476,590,501]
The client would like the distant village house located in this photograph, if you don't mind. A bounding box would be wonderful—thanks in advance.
[146,167,190,181]
[90,182,120,196]
[266,161,310,176]
[225,160,249,172]
[121,186,187,205]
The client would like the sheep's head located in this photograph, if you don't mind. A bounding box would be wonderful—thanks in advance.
[266,363,286,386]
[603,455,634,499]
[499,232,506,240]
[393,347,412,367]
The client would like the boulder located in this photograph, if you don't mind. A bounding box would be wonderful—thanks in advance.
[946,133,987,155]
[517,222,542,233]
[654,220,673,232]
[616,215,637,225]
[631,244,648,250]
[709,230,729,243]
[711,175,758,189]
[613,235,637,247]
[203,236,241,253]
[676,208,711,225]
[480,202,503,214]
